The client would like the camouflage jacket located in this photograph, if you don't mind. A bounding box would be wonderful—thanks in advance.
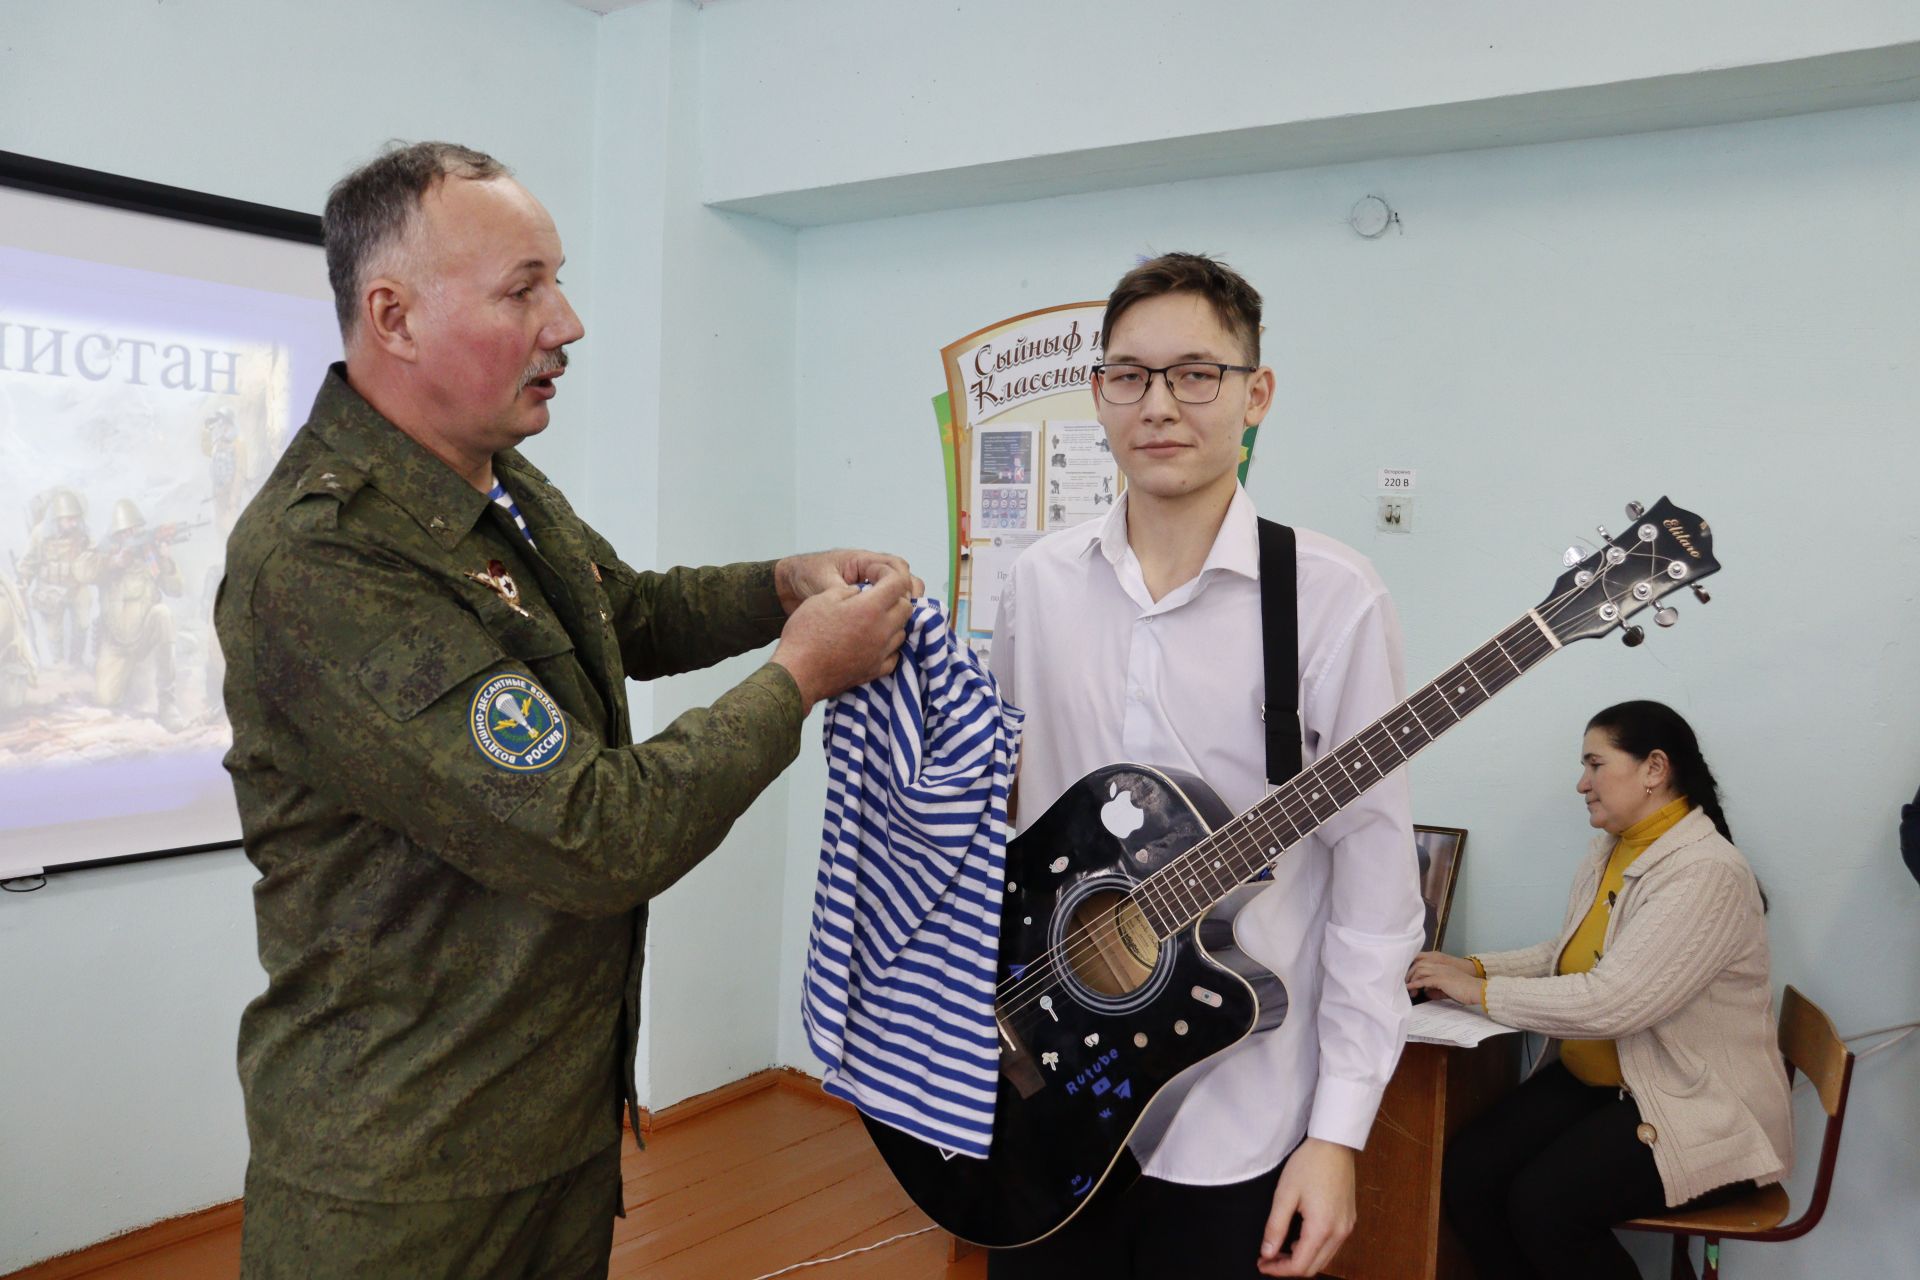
[217,366,802,1201]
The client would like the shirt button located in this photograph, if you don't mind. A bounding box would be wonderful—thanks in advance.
[1636,1123,1658,1146]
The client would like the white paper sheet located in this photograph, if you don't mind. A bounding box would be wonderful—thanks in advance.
[1407,999,1518,1047]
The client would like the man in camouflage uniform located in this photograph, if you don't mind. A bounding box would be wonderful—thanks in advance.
[217,142,916,1279]
[79,498,188,730]
[17,487,93,669]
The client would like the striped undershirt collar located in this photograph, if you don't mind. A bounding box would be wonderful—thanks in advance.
[486,479,537,547]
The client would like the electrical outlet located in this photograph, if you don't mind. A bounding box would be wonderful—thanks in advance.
[1376,496,1414,533]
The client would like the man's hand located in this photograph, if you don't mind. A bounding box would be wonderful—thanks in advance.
[774,549,923,615]
[1259,1137,1357,1277]
[1406,951,1483,1006]
[770,568,913,710]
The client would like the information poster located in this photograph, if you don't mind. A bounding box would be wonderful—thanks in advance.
[935,303,1111,661]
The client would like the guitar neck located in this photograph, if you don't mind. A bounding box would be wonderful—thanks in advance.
[1135,610,1563,937]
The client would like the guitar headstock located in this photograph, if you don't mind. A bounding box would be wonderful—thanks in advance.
[1535,497,1720,646]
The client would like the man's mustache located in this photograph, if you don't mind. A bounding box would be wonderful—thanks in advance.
[522,348,571,387]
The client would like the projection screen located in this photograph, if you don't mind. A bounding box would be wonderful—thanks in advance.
[0,152,338,877]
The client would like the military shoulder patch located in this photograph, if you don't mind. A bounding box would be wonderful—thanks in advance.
[470,673,569,773]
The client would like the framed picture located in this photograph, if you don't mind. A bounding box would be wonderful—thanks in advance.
[1413,824,1467,951]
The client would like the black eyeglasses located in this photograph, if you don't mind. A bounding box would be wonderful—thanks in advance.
[1092,361,1257,405]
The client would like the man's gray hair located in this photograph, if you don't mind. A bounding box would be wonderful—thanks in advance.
[323,141,510,337]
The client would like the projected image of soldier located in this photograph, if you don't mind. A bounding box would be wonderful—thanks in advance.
[77,498,192,731]
[17,487,94,670]
[0,572,34,710]
[201,405,265,534]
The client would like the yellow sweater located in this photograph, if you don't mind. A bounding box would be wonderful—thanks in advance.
[1557,797,1692,1086]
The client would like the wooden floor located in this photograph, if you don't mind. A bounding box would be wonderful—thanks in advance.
[9,1080,988,1280]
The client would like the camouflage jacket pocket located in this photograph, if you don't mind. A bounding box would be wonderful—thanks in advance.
[355,611,509,722]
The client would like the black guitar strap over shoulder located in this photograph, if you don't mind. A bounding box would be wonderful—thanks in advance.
[1258,517,1302,785]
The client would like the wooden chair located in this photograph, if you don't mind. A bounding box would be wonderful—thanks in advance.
[1619,986,1854,1280]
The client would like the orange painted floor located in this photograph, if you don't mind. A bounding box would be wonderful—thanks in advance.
[10,1084,988,1280]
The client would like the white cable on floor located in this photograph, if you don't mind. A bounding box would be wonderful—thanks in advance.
[746,1225,939,1279]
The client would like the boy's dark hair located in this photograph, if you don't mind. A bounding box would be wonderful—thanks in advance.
[1101,253,1262,364]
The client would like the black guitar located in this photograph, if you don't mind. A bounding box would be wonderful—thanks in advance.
[863,497,1721,1248]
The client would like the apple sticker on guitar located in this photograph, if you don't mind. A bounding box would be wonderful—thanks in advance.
[1100,782,1146,841]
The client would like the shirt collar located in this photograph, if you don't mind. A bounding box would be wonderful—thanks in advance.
[1088,483,1263,584]
[307,363,494,550]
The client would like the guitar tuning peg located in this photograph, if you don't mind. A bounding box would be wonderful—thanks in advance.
[1596,524,1612,543]
[1621,625,1646,647]
[1625,501,1646,520]
[1690,583,1711,605]
[1563,539,1597,567]
[1655,606,1678,628]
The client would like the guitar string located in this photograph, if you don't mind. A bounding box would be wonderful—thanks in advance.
[988,611,1566,1025]
[1119,569,1643,935]
[1106,543,1676,962]
[1129,611,1553,930]
[990,546,1685,1024]
[987,621,1550,1025]
[986,628,1557,1030]
[983,614,1551,1028]
[988,590,1591,1025]
[1109,556,1648,928]
[985,558,1672,1028]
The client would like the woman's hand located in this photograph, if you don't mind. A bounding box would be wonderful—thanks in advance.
[1407,951,1483,1007]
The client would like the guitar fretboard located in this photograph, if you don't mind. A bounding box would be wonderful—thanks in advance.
[1133,611,1561,937]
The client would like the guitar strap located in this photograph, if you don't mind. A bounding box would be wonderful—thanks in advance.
[1257,517,1303,785]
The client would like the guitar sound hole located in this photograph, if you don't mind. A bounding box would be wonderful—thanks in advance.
[1064,890,1161,997]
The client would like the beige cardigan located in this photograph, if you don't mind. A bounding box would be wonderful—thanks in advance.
[1477,808,1792,1206]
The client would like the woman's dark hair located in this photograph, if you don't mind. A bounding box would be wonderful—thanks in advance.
[1586,700,1731,842]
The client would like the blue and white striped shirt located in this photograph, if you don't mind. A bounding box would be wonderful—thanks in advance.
[803,598,1023,1159]
[487,480,536,547]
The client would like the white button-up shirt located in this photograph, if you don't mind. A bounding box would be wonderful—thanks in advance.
[990,485,1424,1184]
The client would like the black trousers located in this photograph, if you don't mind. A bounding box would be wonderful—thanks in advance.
[986,1149,1290,1280]
[1444,1061,1740,1280]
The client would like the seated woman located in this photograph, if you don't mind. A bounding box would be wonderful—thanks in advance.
[1407,700,1791,1280]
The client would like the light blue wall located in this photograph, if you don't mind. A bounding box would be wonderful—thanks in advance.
[779,101,1920,1276]
[596,0,804,1110]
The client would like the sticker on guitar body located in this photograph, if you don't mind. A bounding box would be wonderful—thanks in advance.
[1061,1047,1121,1095]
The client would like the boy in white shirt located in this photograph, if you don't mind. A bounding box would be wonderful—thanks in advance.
[989,254,1425,1278]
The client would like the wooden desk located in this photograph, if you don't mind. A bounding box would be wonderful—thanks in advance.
[1325,1035,1521,1280]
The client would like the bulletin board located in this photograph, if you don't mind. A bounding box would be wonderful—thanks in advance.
[933,302,1111,662]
